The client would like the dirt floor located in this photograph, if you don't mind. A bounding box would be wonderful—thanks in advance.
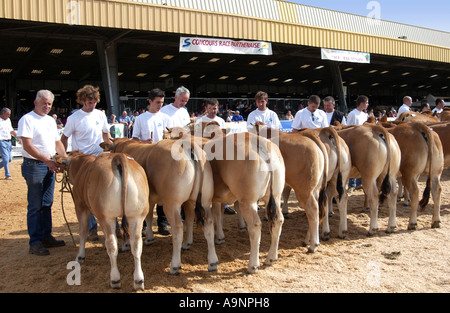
[0,158,449,293]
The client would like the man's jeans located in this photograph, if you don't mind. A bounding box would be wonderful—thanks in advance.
[21,158,55,246]
[0,140,12,177]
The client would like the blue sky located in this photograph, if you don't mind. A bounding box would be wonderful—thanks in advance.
[289,0,450,32]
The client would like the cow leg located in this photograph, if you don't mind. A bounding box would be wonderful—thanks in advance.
[238,201,261,274]
[281,186,291,216]
[212,202,225,244]
[182,201,195,250]
[164,204,183,275]
[404,176,420,230]
[264,195,284,267]
[75,207,89,264]
[144,203,155,246]
[303,195,320,253]
[234,201,247,232]
[128,217,145,291]
[336,191,349,239]
[101,218,121,289]
[430,175,442,228]
[397,178,404,201]
[385,176,398,233]
[363,180,379,236]
[322,184,335,241]
[201,204,219,272]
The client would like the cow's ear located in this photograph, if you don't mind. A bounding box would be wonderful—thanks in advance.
[100,142,112,151]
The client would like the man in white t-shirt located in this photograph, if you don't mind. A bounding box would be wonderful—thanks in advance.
[292,95,329,131]
[17,89,68,256]
[397,96,412,117]
[61,85,112,241]
[0,108,17,180]
[195,98,226,131]
[61,85,111,156]
[247,91,282,129]
[160,86,191,128]
[346,95,369,192]
[346,95,369,126]
[132,88,172,143]
[432,98,445,115]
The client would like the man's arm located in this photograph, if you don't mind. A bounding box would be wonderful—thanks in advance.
[21,137,64,172]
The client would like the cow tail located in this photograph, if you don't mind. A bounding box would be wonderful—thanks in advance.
[324,127,344,201]
[262,141,277,229]
[112,153,129,237]
[374,125,391,204]
[191,143,205,226]
[414,122,433,211]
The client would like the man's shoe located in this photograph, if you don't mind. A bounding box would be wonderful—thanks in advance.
[158,223,171,236]
[224,205,236,215]
[347,187,355,193]
[42,237,65,248]
[87,230,99,242]
[29,243,50,256]
[5,176,12,180]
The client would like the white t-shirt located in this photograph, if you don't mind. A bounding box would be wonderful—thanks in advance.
[63,109,110,156]
[397,104,411,116]
[160,104,191,128]
[0,117,13,140]
[432,107,443,114]
[246,109,282,129]
[132,111,172,143]
[195,115,226,129]
[17,111,60,159]
[292,108,329,130]
[346,109,368,126]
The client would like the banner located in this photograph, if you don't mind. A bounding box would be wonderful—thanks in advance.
[180,37,272,55]
[321,48,370,64]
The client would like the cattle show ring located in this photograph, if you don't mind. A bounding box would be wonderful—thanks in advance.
[0,121,449,294]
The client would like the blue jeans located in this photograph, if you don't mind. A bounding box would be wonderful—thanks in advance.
[0,140,12,177]
[348,178,362,188]
[21,158,56,246]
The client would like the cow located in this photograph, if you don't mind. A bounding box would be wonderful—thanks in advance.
[438,108,450,122]
[397,111,440,123]
[53,152,149,290]
[337,124,401,235]
[427,122,450,168]
[385,121,444,229]
[101,137,218,275]
[249,124,328,253]
[166,125,286,274]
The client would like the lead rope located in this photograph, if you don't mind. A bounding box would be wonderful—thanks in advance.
[56,169,77,247]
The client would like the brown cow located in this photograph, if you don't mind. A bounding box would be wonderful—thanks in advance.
[250,124,328,253]
[385,121,444,229]
[397,111,440,123]
[438,108,450,122]
[101,137,218,275]
[167,125,286,274]
[337,124,401,235]
[428,121,450,168]
[54,152,149,290]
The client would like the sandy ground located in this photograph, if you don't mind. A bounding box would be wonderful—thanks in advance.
[0,158,449,293]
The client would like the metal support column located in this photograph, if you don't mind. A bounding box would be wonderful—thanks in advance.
[328,61,348,113]
[96,40,120,117]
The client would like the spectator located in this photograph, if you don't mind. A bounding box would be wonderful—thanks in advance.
[323,96,346,126]
[118,111,133,138]
[231,110,244,122]
[432,98,445,114]
[0,108,17,180]
[397,96,412,116]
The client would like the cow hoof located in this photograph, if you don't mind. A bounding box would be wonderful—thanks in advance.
[307,246,318,254]
[76,256,85,264]
[247,266,259,274]
[215,238,225,245]
[134,280,144,291]
[119,243,130,253]
[338,231,347,239]
[144,238,155,246]
[208,262,219,272]
[431,221,441,229]
[386,226,396,234]
[238,227,247,233]
[264,258,277,266]
[407,223,417,231]
[321,232,330,241]
[111,280,121,289]
[169,266,181,275]
[182,243,192,251]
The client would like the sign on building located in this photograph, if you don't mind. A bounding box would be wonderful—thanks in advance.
[180,37,272,55]
[321,48,370,64]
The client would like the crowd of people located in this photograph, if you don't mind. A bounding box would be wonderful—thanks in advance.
[0,83,448,257]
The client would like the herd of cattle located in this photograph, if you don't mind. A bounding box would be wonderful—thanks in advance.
[53,108,450,290]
